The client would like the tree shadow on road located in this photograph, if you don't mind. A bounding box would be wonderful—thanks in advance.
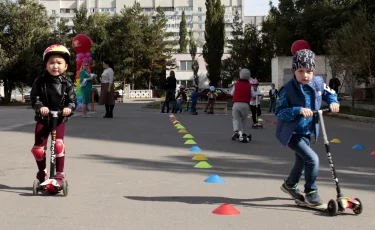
[0,184,31,195]
[124,195,339,216]
[4,104,375,193]
[74,153,375,192]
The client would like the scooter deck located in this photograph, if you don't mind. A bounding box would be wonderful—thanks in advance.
[295,199,327,211]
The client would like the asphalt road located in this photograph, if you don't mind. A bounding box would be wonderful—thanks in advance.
[0,103,374,230]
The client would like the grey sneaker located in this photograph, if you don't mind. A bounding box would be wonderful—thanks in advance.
[280,180,305,201]
[305,191,323,206]
[231,131,239,141]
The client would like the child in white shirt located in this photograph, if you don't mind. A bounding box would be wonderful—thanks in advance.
[249,79,263,125]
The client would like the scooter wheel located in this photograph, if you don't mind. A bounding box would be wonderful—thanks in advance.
[32,179,40,195]
[248,134,252,142]
[62,180,69,197]
[327,199,338,216]
[353,198,363,215]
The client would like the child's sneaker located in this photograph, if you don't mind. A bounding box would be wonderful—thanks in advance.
[231,131,239,140]
[305,191,323,206]
[54,172,65,187]
[280,180,304,201]
[239,133,249,143]
[36,170,48,183]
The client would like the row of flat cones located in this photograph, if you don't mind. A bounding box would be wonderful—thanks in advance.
[168,114,240,215]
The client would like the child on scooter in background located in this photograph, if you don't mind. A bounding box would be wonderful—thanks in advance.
[276,49,339,206]
[205,86,218,114]
[30,44,76,186]
[231,68,252,142]
[189,87,199,115]
[249,79,263,126]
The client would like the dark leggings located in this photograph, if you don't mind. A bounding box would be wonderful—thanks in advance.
[250,105,261,124]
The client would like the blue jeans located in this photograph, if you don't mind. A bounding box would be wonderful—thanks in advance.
[161,90,176,112]
[191,101,197,112]
[286,135,319,193]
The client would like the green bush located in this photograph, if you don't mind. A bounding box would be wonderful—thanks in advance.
[339,106,375,118]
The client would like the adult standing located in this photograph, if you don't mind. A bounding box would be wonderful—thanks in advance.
[329,76,341,94]
[80,61,96,117]
[161,70,177,113]
[98,60,115,118]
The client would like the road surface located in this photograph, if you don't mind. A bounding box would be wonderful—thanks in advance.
[0,103,374,230]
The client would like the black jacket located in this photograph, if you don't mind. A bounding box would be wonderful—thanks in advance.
[165,76,177,90]
[30,73,76,124]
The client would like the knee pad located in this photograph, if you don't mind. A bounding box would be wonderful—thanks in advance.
[55,139,65,157]
[31,146,45,161]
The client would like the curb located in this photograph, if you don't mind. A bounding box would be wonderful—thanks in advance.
[325,113,375,123]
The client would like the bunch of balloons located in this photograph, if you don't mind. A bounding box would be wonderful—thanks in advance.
[71,34,93,109]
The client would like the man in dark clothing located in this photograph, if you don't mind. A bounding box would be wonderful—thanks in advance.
[329,76,341,94]
[161,71,177,113]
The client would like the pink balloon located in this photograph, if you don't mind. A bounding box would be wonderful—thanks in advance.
[89,57,92,61]
[83,57,89,62]
[77,53,85,59]
[85,52,91,57]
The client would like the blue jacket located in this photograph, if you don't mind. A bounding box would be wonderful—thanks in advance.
[275,76,339,146]
[190,92,199,102]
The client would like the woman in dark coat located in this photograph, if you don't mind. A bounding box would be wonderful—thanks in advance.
[98,60,115,118]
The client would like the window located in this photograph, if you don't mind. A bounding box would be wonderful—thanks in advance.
[198,16,202,21]
[179,61,193,71]
[199,24,202,29]
[52,10,56,14]
[198,7,202,12]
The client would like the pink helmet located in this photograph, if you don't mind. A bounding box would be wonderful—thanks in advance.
[250,79,259,85]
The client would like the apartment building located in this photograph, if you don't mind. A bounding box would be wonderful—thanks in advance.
[244,15,266,29]
[38,0,244,47]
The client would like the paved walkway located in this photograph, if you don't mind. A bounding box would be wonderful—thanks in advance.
[0,103,374,229]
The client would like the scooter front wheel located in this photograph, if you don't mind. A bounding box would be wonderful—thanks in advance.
[32,179,40,195]
[353,198,363,215]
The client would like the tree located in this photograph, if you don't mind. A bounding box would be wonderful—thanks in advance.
[72,7,90,35]
[179,11,187,53]
[243,24,264,80]
[222,10,245,83]
[54,19,71,46]
[189,30,199,86]
[203,0,225,87]
[0,0,52,103]
[326,7,375,105]
[142,7,175,89]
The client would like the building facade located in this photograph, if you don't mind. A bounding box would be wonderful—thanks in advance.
[168,53,231,89]
[38,0,244,45]
[244,15,266,29]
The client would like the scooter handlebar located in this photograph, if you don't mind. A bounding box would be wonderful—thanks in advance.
[313,108,330,114]
[36,110,63,117]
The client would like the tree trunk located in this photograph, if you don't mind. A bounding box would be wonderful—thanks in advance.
[351,74,355,111]
[131,50,135,90]
[148,75,151,90]
[369,75,375,105]
[3,80,12,104]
